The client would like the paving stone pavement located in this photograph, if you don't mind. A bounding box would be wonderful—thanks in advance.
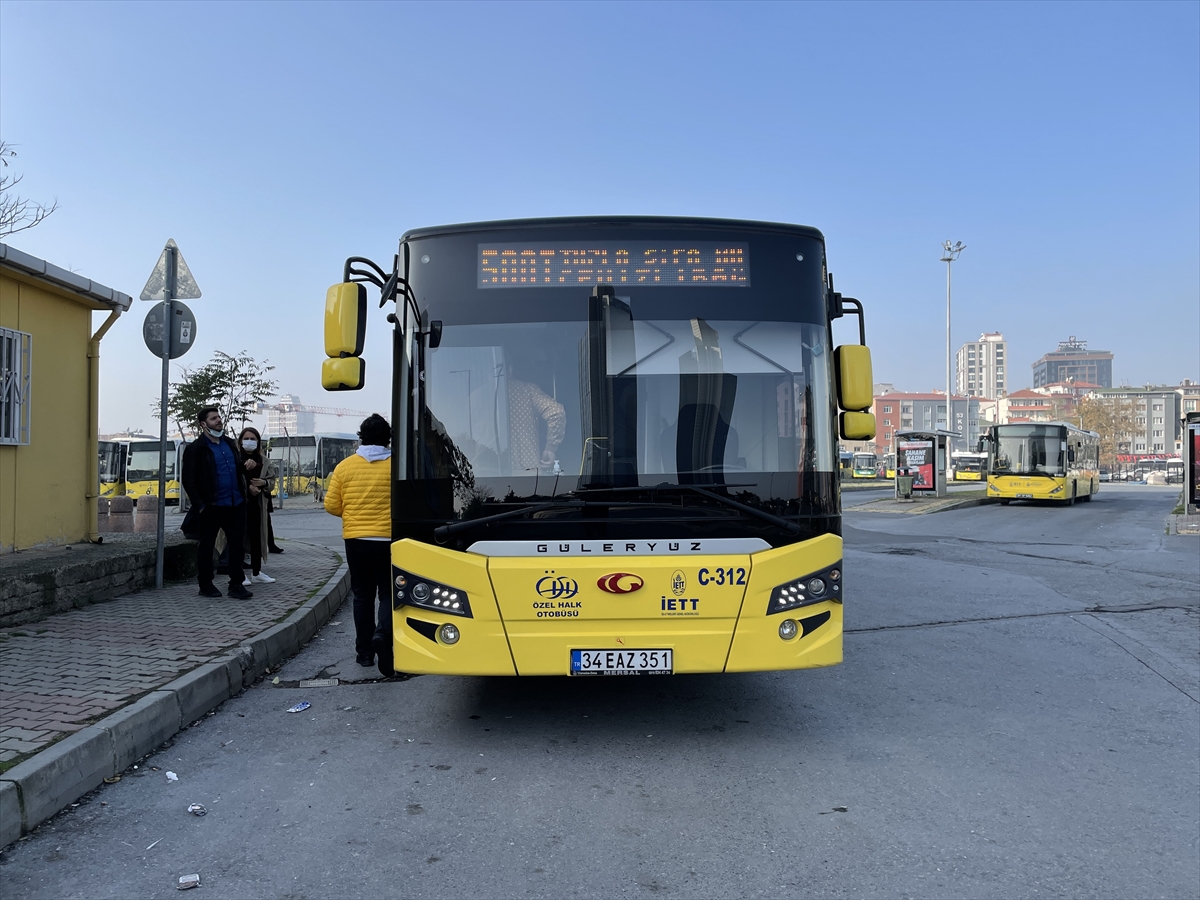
[0,540,342,764]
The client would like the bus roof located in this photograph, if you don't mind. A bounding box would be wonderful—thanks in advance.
[401,216,826,243]
[992,421,1099,437]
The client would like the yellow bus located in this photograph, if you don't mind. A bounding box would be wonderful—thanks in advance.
[98,440,127,498]
[851,451,878,479]
[882,452,896,479]
[951,450,986,481]
[125,439,183,504]
[983,422,1100,505]
[266,433,358,500]
[320,217,876,676]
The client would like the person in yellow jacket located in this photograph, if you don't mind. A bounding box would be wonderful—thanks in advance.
[325,414,394,676]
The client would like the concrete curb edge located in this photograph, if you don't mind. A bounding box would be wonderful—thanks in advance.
[0,551,349,849]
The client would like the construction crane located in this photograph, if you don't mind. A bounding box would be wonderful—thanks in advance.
[256,397,371,419]
[295,405,373,418]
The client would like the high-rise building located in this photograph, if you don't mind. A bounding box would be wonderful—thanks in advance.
[955,332,1007,398]
[265,394,315,435]
[1031,336,1113,388]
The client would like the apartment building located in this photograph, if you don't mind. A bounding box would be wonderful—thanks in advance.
[999,389,1056,424]
[873,392,980,453]
[955,332,1007,398]
[1093,387,1182,456]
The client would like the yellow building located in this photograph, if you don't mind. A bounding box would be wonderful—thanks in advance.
[0,243,130,552]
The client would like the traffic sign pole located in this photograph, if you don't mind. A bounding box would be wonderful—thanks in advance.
[140,238,200,591]
[156,246,175,590]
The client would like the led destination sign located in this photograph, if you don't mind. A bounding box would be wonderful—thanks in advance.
[478,242,749,289]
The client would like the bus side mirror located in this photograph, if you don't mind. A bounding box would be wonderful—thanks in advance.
[325,283,367,357]
[834,344,873,412]
[840,411,876,441]
[321,356,365,391]
[428,320,443,349]
[324,283,367,391]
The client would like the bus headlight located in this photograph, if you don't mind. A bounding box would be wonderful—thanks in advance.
[393,567,472,618]
[778,619,798,640]
[1048,484,1064,494]
[768,560,842,614]
[438,623,461,645]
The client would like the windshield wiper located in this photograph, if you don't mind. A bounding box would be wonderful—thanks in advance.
[574,482,801,535]
[433,499,585,541]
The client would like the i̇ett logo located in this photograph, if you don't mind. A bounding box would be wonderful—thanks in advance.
[536,572,579,600]
[597,573,644,594]
[670,569,687,596]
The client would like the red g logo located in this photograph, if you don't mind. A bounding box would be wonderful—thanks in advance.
[597,573,644,594]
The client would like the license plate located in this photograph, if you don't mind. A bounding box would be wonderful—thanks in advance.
[1016,493,1033,498]
[570,649,673,675]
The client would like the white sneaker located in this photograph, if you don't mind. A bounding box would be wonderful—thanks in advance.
[251,571,276,584]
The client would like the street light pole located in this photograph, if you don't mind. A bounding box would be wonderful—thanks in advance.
[941,240,966,446]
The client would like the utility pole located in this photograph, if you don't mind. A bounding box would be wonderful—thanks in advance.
[941,240,966,446]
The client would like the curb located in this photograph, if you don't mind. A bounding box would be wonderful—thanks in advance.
[0,554,349,849]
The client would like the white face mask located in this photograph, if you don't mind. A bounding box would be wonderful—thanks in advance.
[207,427,224,438]
[241,439,258,451]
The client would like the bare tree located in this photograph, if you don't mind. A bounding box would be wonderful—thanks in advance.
[0,141,59,238]
[1079,394,1138,471]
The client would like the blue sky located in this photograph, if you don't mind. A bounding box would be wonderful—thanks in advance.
[2,0,1197,433]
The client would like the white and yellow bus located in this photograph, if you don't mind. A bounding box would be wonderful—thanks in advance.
[851,451,878,479]
[320,217,876,676]
[983,423,1100,505]
[125,439,184,504]
[951,450,987,481]
[98,440,127,498]
[265,433,358,499]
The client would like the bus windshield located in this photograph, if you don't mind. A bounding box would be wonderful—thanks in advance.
[98,442,123,483]
[127,442,175,482]
[954,453,985,473]
[428,317,835,487]
[991,425,1065,476]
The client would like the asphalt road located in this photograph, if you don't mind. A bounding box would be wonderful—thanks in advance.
[3,485,1196,899]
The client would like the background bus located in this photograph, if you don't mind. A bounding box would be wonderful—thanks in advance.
[266,433,358,500]
[321,216,877,678]
[838,450,854,481]
[98,440,127,497]
[882,452,896,479]
[951,450,987,481]
[851,451,878,479]
[983,422,1099,505]
[125,439,184,504]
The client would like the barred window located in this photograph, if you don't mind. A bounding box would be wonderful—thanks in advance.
[1,328,32,445]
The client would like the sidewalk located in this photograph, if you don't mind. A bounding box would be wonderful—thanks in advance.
[845,490,989,515]
[0,536,349,846]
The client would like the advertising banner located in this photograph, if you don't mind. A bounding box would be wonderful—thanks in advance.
[899,440,935,492]
[1189,419,1200,510]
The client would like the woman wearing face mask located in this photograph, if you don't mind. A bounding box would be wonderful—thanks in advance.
[238,426,275,584]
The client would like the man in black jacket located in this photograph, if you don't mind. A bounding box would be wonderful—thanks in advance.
[181,407,253,599]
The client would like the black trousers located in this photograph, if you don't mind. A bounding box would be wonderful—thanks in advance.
[344,539,392,660]
[196,504,246,591]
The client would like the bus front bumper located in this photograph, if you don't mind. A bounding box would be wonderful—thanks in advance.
[386,536,844,676]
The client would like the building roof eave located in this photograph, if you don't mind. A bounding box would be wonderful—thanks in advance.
[0,242,133,312]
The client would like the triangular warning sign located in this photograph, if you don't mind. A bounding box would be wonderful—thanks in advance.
[140,238,202,301]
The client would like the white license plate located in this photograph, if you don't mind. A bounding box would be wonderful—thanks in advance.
[1016,493,1033,498]
[570,649,672,675]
